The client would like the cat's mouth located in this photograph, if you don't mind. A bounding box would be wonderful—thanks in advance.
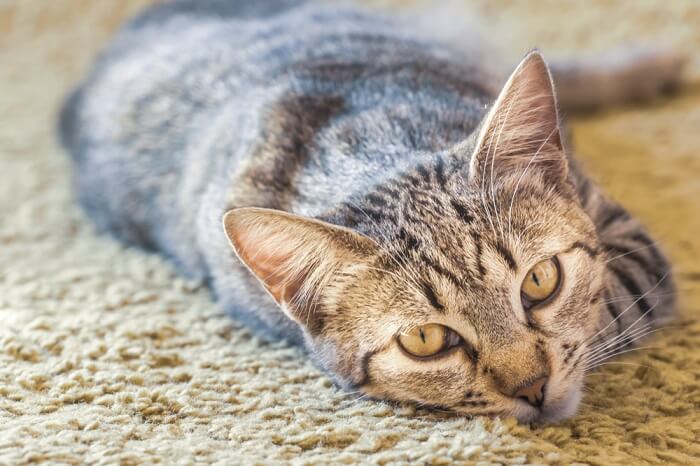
[507,375,583,423]
[525,382,583,423]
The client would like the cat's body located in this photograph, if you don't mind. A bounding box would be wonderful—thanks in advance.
[61,0,498,343]
[61,0,676,422]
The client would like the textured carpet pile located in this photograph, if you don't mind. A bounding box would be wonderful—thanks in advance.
[1,1,699,464]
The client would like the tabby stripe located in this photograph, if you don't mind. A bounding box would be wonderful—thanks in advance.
[629,231,668,266]
[422,281,445,311]
[629,231,654,245]
[421,253,463,288]
[450,199,474,224]
[577,179,593,207]
[398,228,420,250]
[416,164,431,183]
[434,157,447,187]
[404,173,424,188]
[568,241,599,258]
[375,184,401,198]
[473,233,486,278]
[351,349,377,389]
[494,241,517,271]
[345,203,384,223]
[608,265,655,318]
[459,400,490,407]
[365,193,388,208]
[605,300,624,337]
[603,243,663,280]
[598,206,629,231]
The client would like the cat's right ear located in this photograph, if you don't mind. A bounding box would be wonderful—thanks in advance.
[222,207,377,331]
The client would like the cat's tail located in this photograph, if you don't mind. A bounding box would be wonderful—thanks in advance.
[549,46,687,112]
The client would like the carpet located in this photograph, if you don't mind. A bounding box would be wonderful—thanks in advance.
[1,1,699,464]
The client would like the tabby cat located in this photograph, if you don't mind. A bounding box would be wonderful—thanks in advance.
[60,0,676,422]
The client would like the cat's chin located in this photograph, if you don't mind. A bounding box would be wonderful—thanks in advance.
[523,369,585,423]
[536,387,582,423]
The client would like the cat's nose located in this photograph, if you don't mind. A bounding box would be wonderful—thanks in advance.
[513,376,548,408]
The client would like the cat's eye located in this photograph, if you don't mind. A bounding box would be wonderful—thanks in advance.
[521,257,561,307]
[397,324,460,358]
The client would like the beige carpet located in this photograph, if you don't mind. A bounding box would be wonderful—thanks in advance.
[1,1,699,464]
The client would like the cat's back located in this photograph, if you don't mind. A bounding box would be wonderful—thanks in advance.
[62,0,492,165]
[61,0,493,277]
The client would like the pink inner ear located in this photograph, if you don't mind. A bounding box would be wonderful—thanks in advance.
[230,225,307,306]
[471,52,567,183]
[223,207,377,324]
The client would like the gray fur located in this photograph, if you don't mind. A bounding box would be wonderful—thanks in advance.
[60,0,675,422]
[61,0,493,341]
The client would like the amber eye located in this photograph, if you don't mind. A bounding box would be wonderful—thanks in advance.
[521,257,561,306]
[397,324,456,358]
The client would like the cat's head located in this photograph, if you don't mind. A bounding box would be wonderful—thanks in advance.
[223,52,605,422]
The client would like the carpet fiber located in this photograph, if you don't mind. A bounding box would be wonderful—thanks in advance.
[1,1,699,464]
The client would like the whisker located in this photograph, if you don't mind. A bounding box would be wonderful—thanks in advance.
[586,321,654,360]
[585,361,654,373]
[601,291,675,305]
[584,345,660,370]
[588,325,666,362]
[603,241,659,264]
[585,307,662,364]
[584,271,669,346]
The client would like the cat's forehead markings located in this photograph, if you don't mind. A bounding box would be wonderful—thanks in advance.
[421,281,445,311]
[493,241,517,271]
[566,241,600,258]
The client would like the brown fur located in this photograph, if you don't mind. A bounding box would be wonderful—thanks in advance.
[223,53,643,422]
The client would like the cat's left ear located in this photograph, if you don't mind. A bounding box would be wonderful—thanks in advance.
[469,51,568,186]
[222,207,377,333]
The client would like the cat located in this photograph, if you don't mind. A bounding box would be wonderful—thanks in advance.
[59,0,677,423]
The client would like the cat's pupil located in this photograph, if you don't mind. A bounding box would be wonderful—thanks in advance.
[419,328,426,344]
[532,272,540,287]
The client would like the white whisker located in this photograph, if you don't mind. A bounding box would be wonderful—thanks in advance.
[604,241,659,264]
[584,271,669,346]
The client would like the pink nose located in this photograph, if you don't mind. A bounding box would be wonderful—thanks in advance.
[513,376,548,408]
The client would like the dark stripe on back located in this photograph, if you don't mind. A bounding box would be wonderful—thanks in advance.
[375,184,401,198]
[598,206,629,231]
[365,193,388,208]
[404,173,424,188]
[605,299,624,337]
[434,157,447,187]
[577,179,593,207]
[608,265,654,318]
[629,231,668,267]
[416,164,431,183]
[603,243,663,280]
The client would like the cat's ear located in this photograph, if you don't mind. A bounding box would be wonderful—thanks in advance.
[223,207,376,330]
[469,51,567,185]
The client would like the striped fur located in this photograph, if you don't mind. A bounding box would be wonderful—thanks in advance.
[60,0,675,422]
